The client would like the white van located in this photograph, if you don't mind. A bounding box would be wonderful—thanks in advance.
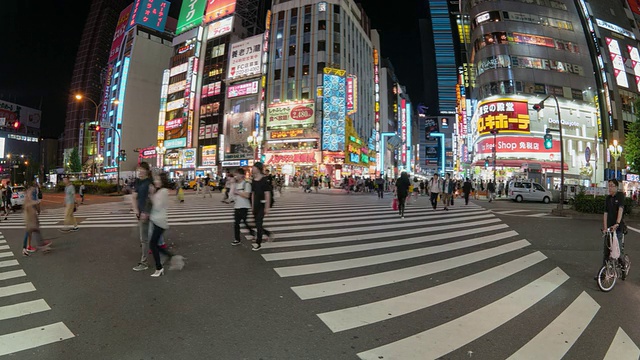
[508,180,552,203]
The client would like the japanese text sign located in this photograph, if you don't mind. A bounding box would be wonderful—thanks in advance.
[227,34,263,80]
[476,99,530,135]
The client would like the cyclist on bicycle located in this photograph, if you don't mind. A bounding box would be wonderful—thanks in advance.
[600,179,628,273]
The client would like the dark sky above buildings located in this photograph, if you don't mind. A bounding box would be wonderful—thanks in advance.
[0,0,424,138]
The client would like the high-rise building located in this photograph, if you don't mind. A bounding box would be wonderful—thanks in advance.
[264,0,376,180]
[62,0,130,166]
[96,1,177,178]
[460,0,603,187]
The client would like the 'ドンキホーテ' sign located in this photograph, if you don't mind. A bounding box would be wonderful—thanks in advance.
[476,99,530,135]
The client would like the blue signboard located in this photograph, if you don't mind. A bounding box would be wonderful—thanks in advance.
[164,137,187,149]
[322,73,346,151]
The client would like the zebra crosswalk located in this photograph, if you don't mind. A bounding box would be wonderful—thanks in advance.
[0,232,74,356]
[248,195,640,359]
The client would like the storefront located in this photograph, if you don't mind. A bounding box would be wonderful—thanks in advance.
[470,96,603,187]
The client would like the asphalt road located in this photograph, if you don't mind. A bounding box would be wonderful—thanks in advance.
[0,190,638,359]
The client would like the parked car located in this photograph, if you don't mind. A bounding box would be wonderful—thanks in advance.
[508,180,552,203]
[9,186,26,208]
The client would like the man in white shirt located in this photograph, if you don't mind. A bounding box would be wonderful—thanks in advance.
[231,168,254,246]
[428,173,442,211]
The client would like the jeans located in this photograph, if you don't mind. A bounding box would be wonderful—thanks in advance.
[430,192,439,210]
[253,205,271,245]
[150,223,173,270]
[377,187,384,198]
[234,208,254,241]
[139,219,150,264]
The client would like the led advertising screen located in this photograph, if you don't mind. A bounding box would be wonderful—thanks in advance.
[322,70,347,151]
[202,145,217,166]
[224,112,254,159]
[128,0,170,32]
[204,0,236,23]
[266,101,315,129]
[227,34,263,80]
[110,4,133,62]
[177,0,207,34]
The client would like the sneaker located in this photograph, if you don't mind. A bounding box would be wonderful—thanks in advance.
[27,246,37,253]
[133,263,149,271]
[252,244,262,251]
[266,233,276,242]
[22,249,30,257]
[70,227,79,232]
[37,241,52,250]
[231,240,241,246]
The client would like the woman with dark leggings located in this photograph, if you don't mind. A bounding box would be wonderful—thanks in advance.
[395,172,411,218]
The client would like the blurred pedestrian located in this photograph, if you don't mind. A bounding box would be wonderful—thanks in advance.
[231,168,254,246]
[79,182,86,204]
[251,162,274,251]
[132,162,153,272]
[22,185,51,256]
[395,172,410,218]
[60,177,78,232]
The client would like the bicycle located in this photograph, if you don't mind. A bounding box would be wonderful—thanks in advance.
[596,229,631,292]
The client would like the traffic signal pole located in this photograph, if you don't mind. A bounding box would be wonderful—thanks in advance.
[534,94,564,211]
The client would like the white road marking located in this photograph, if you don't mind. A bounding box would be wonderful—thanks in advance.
[0,299,50,321]
[318,251,547,332]
[356,268,569,360]
[0,260,19,268]
[0,283,37,298]
[603,327,640,360]
[292,240,531,300]
[0,322,75,356]
[263,224,509,261]
[0,270,27,281]
[507,291,599,359]
[275,230,519,277]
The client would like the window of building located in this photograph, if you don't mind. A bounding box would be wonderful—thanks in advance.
[291,8,298,17]
[318,40,326,51]
[289,45,296,56]
[302,65,310,75]
[334,4,340,13]
[304,23,311,32]
[334,22,340,33]
[318,20,326,30]
[333,43,340,53]
[288,67,295,78]
[301,91,310,99]
[290,25,297,36]
[305,5,311,14]
[303,43,310,54]
[274,69,281,80]
[278,12,284,20]
[318,62,325,74]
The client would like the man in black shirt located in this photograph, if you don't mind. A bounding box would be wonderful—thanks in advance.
[251,162,274,251]
[602,179,627,268]
[462,178,472,205]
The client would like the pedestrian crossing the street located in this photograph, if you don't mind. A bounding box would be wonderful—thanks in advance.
[0,231,75,356]
[245,195,640,359]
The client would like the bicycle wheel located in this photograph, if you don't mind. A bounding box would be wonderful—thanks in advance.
[597,262,617,292]
[622,255,631,280]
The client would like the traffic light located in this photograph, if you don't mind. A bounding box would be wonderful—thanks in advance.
[544,132,553,149]
[484,158,489,169]
[12,121,19,129]
[119,150,126,162]
[95,125,100,132]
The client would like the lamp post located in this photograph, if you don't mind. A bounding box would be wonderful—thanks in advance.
[246,131,263,162]
[533,94,565,211]
[75,94,101,178]
[609,140,623,181]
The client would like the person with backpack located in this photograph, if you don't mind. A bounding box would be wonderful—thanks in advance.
[231,168,255,246]
[251,162,274,251]
[395,172,411,218]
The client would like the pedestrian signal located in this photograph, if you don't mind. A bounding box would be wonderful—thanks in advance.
[544,133,553,149]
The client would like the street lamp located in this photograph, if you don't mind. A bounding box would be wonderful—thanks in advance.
[533,94,565,211]
[609,140,623,181]
[246,131,263,161]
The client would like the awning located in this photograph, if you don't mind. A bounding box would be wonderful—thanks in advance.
[472,159,568,171]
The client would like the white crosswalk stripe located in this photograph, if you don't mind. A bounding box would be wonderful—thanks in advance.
[0,231,75,356]
[244,195,640,359]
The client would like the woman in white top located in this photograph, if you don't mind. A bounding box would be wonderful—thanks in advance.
[149,172,184,277]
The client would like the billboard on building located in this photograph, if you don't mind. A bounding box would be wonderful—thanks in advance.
[202,145,217,166]
[475,98,530,135]
[228,80,259,98]
[110,4,133,62]
[177,0,206,34]
[207,16,233,39]
[0,137,4,159]
[266,101,315,129]
[322,68,347,151]
[227,34,263,80]
[224,112,254,159]
[128,0,170,32]
[204,0,236,23]
[0,100,41,129]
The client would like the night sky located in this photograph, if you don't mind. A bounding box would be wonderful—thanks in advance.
[0,0,424,139]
